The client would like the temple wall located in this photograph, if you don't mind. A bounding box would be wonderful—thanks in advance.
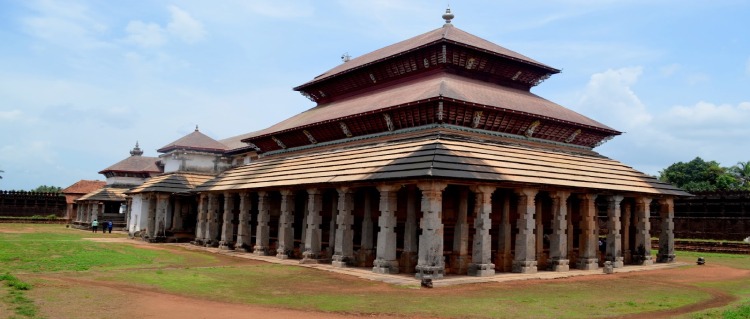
[0,191,66,217]
[128,194,148,233]
[106,176,146,186]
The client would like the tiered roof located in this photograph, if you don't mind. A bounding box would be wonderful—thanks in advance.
[99,143,161,176]
[128,172,214,195]
[157,126,228,154]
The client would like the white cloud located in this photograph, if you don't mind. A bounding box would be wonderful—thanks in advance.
[21,0,109,50]
[577,67,652,131]
[659,63,680,77]
[125,21,166,47]
[167,5,207,44]
[0,110,22,121]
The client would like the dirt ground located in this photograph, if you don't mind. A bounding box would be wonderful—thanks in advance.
[20,237,750,319]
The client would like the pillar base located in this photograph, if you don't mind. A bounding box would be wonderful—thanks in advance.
[300,250,327,264]
[577,257,598,270]
[415,265,444,279]
[468,263,496,277]
[191,239,204,246]
[253,246,269,256]
[609,257,624,268]
[549,258,569,272]
[234,244,252,253]
[512,260,538,274]
[657,254,676,263]
[331,255,352,268]
[634,255,654,265]
[218,241,235,250]
[276,248,292,259]
[372,259,399,274]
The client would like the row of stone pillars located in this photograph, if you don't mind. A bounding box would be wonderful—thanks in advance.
[192,183,675,279]
[73,201,103,224]
[134,193,193,242]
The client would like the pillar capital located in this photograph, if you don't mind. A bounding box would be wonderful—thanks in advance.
[551,190,571,201]
[577,193,598,201]
[376,183,400,193]
[470,185,495,195]
[417,181,448,193]
[607,194,624,204]
[336,186,353,195]
[514,187,538,198]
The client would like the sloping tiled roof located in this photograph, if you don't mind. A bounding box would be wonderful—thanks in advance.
[61,180,106,195]
[246,72,616,140]
[77,187,128,202]
[219,131,258,152]
[98,155,161,174]
[198,132,688,197]
[157,128,228,153]
[128,172,214,194]
[297,24,557,89]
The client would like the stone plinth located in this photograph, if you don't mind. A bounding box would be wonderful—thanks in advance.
[372,259,399,274]
[468,262,495,277]
[549,258,569,272]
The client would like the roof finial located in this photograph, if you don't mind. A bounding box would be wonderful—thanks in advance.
[442,7,454,26]
[195,125,199,132]
[130,141,143,156]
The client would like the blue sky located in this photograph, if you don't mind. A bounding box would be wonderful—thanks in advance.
[1,0,749,190]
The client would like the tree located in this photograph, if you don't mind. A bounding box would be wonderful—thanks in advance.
[0,169,4,179]
[659,157,729,192]
[32,185,62,193]
[730,161,750,190]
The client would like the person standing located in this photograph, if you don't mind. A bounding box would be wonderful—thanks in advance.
[92,219,99,233]
[107,220,113,233]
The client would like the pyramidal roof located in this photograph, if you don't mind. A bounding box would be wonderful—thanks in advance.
[157,126,228,153]
[99,143,161,174]
[295,22,558,90]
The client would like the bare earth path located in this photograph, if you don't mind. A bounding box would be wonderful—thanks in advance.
[23,238,749,319]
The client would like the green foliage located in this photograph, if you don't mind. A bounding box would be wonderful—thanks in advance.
[659,157,750,191]
[30,185,62,193]
[722,303,750,319]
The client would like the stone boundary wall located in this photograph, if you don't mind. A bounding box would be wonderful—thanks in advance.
[0,218,68,224]
[0,190,66,217]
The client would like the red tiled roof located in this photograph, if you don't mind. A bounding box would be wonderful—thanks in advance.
[98,155,161,174]
[61,180,106,195]
[157,129,228,153]
[246,72,616,141]
[77,187,128,202]
[127,172,214,194]
[219,131,259,152]
[296,24,557,90]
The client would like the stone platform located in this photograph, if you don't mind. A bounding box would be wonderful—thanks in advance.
[175,243,684,287]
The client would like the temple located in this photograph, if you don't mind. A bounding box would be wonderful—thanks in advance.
[76,10,689,279]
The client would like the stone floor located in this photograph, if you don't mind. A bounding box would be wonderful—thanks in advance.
[175,243,685,287]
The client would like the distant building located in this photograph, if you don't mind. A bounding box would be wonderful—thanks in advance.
[61,180,106,220]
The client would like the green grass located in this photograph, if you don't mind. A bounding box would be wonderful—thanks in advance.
[1,273,41,319]
[0,228,186,273]
[1,224,748,319]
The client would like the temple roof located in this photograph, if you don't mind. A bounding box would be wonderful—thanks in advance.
[245,72,617,141]
[77,187,128,202]
[199,132,688,196]
[98,155,161,175]
[62,180,106,195]
[127,172,214,194]
[296,23,558,90]
[219,131,259,153]
[157,126,228,154]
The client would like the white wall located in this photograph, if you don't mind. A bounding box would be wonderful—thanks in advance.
[160,151,231,173]
[107,176,146,186]
[128,194,149,234]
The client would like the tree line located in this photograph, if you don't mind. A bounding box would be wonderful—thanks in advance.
[659,157,750,192]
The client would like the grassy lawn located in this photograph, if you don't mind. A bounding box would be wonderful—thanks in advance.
[1,224,749,319]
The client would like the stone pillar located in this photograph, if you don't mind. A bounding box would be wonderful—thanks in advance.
[497,194,512,272]
[634,197,653,265]
[606,195,624,268]
[146,195,157,239]
[622,201,632,264]
[332,187,354,267]
[276,190,294,259]
[577,194,598,270]
[301,188,323,263]
[254,191,271,256]
[235,192,253,252]
[328,194,338,258]
[92,201,101,223]
[399,186,418,273]
[415,182,447,279]
[657,198,676,263]
[75,204,82,223]
[171,199,183,231]
[513,188,538,273]
[204,193,220,247]
[373,184,399,274]
[450,188,470,275]
[359,191,375,264]
[153,194,169,241]
[549,191,570,272]
[219,192,236,250]
[468,185,495,276]
[535,195,544,266]
[194,194,207,245]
